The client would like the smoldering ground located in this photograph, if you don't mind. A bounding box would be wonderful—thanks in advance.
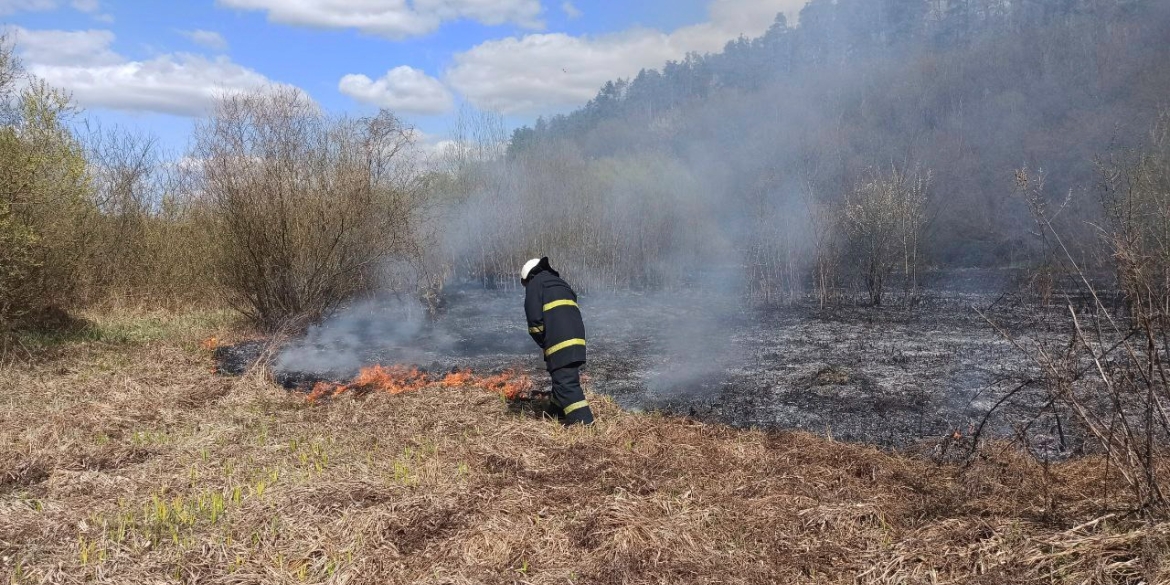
[263,284,746,400]
[222,268,1082,455]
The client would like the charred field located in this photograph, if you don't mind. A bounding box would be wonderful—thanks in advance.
[219,269,1091,455]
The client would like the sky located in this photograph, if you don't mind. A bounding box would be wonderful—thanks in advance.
[1,0,807,154]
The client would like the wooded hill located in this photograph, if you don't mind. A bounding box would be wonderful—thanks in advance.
[489,0,1169,283]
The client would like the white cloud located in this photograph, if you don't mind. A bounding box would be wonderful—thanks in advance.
[180,29,229,52]
[446,0,806,115]
[446,31,670,115]
[7,26,121,66]
[0,0,55,14]
[0,0,100,14]
[561,1,581,19]
[339,65,453,115]
[217,0,544,39]
[12,27,288,117]
[31,55,281,116]
[406,128,457,160]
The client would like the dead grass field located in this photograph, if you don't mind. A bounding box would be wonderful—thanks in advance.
[2,311,1168,584]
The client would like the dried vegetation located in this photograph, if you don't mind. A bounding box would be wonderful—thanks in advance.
[1,314,1167,584]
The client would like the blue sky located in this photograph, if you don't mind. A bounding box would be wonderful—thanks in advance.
[2,0,804,154]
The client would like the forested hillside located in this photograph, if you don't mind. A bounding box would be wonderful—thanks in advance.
[441,0,1170,299]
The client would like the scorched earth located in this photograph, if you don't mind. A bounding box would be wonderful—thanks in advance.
[218,269,1076,454]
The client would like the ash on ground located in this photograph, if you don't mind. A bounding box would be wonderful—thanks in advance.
[216,270,1094,456]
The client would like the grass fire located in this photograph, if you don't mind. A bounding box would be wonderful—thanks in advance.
[3,1,1170,583]
[305,366,533,403]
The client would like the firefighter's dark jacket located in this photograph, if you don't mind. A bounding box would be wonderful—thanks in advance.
[524,269,587,371]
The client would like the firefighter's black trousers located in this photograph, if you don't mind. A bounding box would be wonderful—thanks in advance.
[549,363,594,426]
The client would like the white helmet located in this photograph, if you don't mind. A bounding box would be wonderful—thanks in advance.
[520,258,543,282]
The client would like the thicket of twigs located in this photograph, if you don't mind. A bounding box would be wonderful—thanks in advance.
[996,111,1170,516]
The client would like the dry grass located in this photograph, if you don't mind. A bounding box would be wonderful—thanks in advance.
[1,313,1168,584]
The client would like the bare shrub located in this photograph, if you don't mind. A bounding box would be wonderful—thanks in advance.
[842,166,931,305]
[1000,127,1170,513]
[1016,168,1062,307]
[139,171,220,307]
[192,88,422,330]
[1100,110,1170,322]
[742,168,810,305]
[55,124,222,309]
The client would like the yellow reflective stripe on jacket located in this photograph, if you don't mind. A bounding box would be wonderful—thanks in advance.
[563,400,589,415]
[543,299,579,312]
[529,325,544,334]
[545,338,586,357]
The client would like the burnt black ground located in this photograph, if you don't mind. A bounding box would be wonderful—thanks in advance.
[216,269,1101,455]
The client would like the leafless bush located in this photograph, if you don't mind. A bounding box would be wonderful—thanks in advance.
[87,125,156,241]
[842,166,931,305]
[192,88,423,330]
[1001,137,1170,513]
[39,124,224,310]
[1100,110,1170,322]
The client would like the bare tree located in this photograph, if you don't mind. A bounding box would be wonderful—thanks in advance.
[842,166,932,306]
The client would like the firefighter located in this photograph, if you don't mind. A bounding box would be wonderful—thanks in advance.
[521,257,595,426]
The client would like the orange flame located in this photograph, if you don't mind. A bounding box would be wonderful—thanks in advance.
[201,337,219,351]
[441,368,532,400]
[440,370,474,387]
[305,366,532,403]
[480,370,533,401]
[307,382,332,403]
[351,365,430,395]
